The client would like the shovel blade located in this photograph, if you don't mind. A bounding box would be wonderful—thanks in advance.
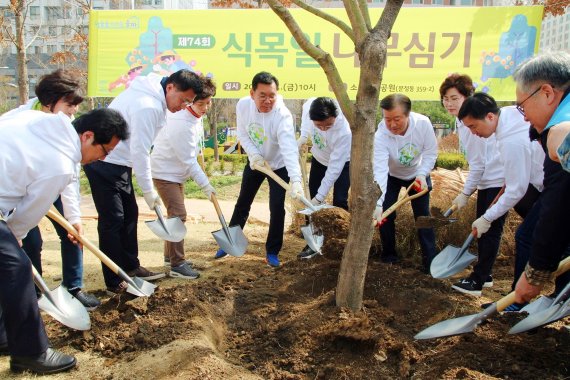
[509,302,570,334]
[519,295,554,315]
[297,204,334,216]
[212,225,248,257]
[300,224,323,253]
[145,217,186,242]
[38,286,91,331]
[126,276,156,297]
[430,245,477,279]
[415,314,480,340]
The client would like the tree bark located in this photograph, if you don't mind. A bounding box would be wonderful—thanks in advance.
[14,0,28,104]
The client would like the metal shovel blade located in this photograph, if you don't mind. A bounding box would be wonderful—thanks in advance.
[126,276,157,297]
[415,303,499,340]
[212,225,248,257]
[430,245,477,279]
[145,217,186,242]
[431,233,476,279]
[519,295,554,315]
[297,204,334,216]
[145,206,187,242]
[37,286,91,331]
[509,282,570,334]
[300,223,324,254]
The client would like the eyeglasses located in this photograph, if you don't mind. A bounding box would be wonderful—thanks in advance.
[100,144,109,157]
[516,87,541,116]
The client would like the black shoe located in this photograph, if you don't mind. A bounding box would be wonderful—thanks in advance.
[380,255,400,264]
[68,288,101,311]
[297,245,319,260]
[452,276,483,296]
[483,275,493,288]
[106,281,128,297]
[0,341,8,356]
[10,347,76,374]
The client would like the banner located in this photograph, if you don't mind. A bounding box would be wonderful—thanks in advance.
[88,6,543,100]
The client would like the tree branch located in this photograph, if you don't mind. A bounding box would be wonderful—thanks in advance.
[357,0,372,31]
[372,0,404,35]
[289,0,354,42]
[342,0,368,44]
[267,0,354,122]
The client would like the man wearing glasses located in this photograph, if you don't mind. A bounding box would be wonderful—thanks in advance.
[84,69,203,295]
[510,52,570,305]
[457,93,545,309]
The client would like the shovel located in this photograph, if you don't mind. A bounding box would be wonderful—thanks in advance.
[415,256,570,340]
[210,193,248,257]
[415,204,458,229]
[430,233,477,279]
[145,205,186,242]
[252,162,325,253]
[430,186,506,279]
[297,150,324,254]
[373,184,428,228]
[31,265,91,331]
[47,207,156,297]
[509,281,570,334]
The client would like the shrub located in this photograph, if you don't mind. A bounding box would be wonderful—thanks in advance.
[436,152,467,170]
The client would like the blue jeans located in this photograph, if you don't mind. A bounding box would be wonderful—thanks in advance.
[380,175,436,267]
[21,196,83,289]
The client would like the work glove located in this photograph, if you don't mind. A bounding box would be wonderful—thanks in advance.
[201,183,216,201]
[297,136,308,152]
[452,192,470,210]
[143,190,163,210]
[310,195,325,206]
[472,216,492,238]
[290,181,304,200]
[413,175,428,192]
[249,154,265,170]
[373,205,383,222]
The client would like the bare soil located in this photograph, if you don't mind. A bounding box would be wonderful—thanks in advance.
[1,193,569,380]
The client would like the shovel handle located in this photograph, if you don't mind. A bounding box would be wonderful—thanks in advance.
[47,207,125,277]
[299,152,310,200]
[374,185,428,228]
[443,204,458,218]
[253,162,317,211]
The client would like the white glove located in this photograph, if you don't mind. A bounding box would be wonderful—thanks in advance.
[143,190,163,210]
[413,175,428,192]
[297,136,308,152]
[472,216,492,238]
[249,154,265,170]
[201,183,215,201]
[452,192,470,210]
[373,205,383,222]
[290,181,304,200]
[310,196,324,206]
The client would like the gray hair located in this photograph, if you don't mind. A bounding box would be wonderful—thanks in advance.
[513,51,570,93]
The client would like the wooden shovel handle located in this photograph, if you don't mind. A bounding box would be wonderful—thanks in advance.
[374,184,428,228]
[253,162,290,191]
[299,152,310,199]
[210,193,224,219]
[47,206,122,276]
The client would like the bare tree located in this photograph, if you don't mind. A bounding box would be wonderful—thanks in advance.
[266,0,403,311]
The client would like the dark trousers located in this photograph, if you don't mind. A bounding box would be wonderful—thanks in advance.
[380,175,436,266]
[83,160,139,288]
[229,161,289,255]
[471,187,507,284]
[512,195,570,292]
[21,197,83,290]
[308,157,350,211]
[0,221,49,356]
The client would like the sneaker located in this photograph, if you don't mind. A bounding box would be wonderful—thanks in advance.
[266,253,280,268]
[106,281,128,296]
[127,266,165,281]
[169,262,200,279]
[503,302,528,312]
[68,288,101,311]
[164,257,192,268]
[10,348,76,375]
[451,277,483,296]
[297,245,319,260]
[483,275,493,288]
[214,248,228,259]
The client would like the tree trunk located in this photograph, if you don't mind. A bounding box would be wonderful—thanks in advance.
[14,0,29,104]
